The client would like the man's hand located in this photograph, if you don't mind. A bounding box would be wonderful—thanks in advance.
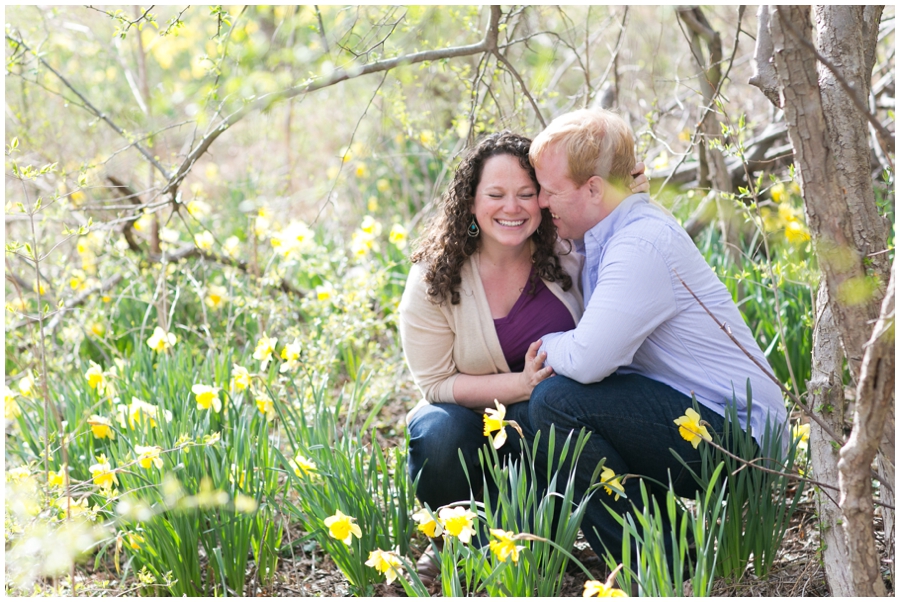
[631,161,649,194]
[521,339,554,397]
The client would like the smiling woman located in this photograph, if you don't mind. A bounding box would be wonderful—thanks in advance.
[399,131,583,584]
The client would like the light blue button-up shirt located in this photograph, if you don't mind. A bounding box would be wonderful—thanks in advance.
[541,193,787,441]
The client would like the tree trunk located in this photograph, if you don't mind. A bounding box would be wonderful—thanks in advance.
[766,5,891,596]
[839,263,894,597]
[814,6,893,584]
[808,282,854,596]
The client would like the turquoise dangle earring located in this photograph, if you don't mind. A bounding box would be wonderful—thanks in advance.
[467,218,480,238]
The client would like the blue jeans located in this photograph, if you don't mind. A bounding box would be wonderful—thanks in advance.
[407,402,531,510]
[526,374,727,569]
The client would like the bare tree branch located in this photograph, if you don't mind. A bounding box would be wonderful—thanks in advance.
[748,5,781,107]
[4,34,173,182]
[162,6,503,200]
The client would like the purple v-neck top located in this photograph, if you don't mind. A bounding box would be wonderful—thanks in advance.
[493,269,576,372]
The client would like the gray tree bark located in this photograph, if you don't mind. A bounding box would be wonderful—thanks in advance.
[840,263,894,597]
[808,283,854,596]
[762,5,892,596]
[813,6,894,589]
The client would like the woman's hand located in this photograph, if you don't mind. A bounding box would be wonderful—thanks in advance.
[630,161,650,194]
[521,339,554,397]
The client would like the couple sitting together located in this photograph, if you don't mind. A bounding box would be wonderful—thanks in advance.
[398,108,786,581]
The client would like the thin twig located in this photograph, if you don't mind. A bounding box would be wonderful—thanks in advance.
[5,35,172,182]
[675,269,893,494]
[312,70,389,224]
[493,49,546,128]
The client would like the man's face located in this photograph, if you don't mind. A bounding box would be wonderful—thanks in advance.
[535,143,597,241]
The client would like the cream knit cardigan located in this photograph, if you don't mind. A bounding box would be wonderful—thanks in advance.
[399,244,584,422]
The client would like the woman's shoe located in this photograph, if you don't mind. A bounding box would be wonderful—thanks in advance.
[415,542,441,588]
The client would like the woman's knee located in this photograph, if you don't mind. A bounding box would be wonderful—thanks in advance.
[408,404,482,473]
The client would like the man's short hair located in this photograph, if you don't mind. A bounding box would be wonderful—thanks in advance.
[530,108,636,188]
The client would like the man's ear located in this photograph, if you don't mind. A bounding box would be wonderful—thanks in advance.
[587,175,606,204]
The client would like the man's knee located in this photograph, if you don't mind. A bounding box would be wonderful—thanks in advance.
[529,375,582,429]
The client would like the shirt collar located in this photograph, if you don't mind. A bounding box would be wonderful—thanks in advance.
[583,192,649,250]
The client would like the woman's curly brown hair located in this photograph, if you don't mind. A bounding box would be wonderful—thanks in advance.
[410,131,573,305]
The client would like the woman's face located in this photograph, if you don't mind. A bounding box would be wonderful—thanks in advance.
[470,154,542,253]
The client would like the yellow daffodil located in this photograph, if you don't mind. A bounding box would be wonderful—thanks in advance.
[186,199,211,218]
[600,467,624,501]
[48,466,68,489]
[376,178,390,193]
[324,510,362,545]
[231,364,251,392]
[254,214,271,238]
[438,506,477,544]
[583,580,628,597]
[234,493,258,513]
[355,163,368,178]
[56,496,91,517]
[6,466,31,482]
[205,285,228,309]
[389,223,408,250]
[368,196,379,212]
[69,271,86,290]
[133,212,153,232]
[18,373,36,398]
[223,235,241,258]
[192,384,222,413]
[147,326,176,353]
[793,423,810,445]
[784,219,810,245]
[89,455,118,489]
[255,392,276,421]
[253,334,278,370]
[350,230,376,258]
[194,231,214,251]
[365,549,403,584]
[134,445,164,469]
[85,362,105,391]
[280,340,301,373]
[360,215,382,236]
[489,529,524,563]
[159,227,180,244]
[5,386,21,419]
[411,507,443,538]
[291,454,317,477]
[315,282,334,302]
[673,408,712,449]
[119,397,170,430]
[88,414,115,440]
[483,399,508,449]
[126,532,145,550]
